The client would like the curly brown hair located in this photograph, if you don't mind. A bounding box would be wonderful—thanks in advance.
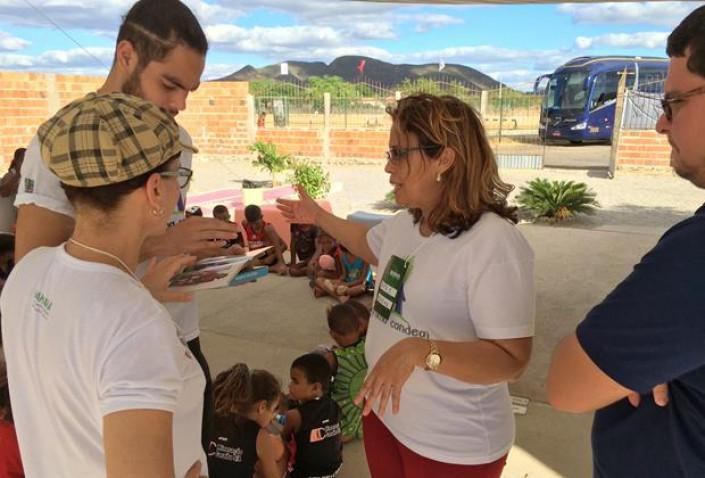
[213,363,280,418]
[387,93,517,238]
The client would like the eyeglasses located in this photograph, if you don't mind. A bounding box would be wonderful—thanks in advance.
[661,85,705,122]
[160,167,193,189]
[385,146,440,162]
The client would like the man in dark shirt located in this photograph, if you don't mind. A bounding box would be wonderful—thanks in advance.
[548,7,705,477]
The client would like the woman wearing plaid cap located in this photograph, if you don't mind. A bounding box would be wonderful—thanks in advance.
[1,94,206,478]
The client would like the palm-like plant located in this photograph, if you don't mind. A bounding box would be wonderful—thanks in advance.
[516,178,600,222]
[249,141,291,178]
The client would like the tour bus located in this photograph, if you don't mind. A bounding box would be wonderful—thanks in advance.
[535,56,668,143]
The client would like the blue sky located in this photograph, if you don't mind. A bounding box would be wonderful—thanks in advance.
[0,1,701,89]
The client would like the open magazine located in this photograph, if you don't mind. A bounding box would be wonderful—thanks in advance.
[169,247,272,293]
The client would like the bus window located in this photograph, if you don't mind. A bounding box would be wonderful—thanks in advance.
[590,71,620,110]
[638,68,667,93]
[546,71,588,110]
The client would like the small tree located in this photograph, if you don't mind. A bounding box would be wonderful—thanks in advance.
[516,178,600,222]
[288,160,331,199]
[249,141,291,181]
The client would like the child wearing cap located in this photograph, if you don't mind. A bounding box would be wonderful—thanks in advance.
[1,93,205,478]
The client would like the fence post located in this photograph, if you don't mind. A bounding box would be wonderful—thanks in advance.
[498,82,504,144]
[246,94,256,144]
[480,90,488,123]
[323,92,331,164]
[608,68,628,179]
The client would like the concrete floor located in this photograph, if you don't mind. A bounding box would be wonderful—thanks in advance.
[197,221,665,478]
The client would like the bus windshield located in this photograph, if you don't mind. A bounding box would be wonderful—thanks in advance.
[545,70,589,111]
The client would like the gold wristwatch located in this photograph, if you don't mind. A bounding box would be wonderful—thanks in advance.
[424,340,442,371]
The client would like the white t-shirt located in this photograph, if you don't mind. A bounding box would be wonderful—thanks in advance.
[366,210,535,465]
[15,127,200,342]
[0,246,206,477]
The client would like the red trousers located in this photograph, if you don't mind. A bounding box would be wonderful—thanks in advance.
[362,412,507,478]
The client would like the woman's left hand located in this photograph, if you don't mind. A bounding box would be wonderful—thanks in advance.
[354,337,426,417]
[141,254,197,303]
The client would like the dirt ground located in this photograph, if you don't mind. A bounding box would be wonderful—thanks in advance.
[191,155,704,232]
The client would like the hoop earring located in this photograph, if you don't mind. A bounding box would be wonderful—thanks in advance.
[152,207,165,217]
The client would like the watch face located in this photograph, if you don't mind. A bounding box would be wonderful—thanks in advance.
[426,353,441,370]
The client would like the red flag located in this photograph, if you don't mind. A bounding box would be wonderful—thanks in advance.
[357,59,366,75]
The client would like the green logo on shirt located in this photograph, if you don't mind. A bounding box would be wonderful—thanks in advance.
[32,291,52,319]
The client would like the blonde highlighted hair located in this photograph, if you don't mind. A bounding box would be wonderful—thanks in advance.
[387,93,517,237]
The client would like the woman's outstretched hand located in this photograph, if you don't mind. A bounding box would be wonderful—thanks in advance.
[354,337,426,417]
[276,185,322,224]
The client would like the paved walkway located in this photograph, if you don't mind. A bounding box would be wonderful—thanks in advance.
[198,273,593,478]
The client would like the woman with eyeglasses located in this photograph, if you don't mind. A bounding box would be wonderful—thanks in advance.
[1,94,206,478]
[278,93,535,478]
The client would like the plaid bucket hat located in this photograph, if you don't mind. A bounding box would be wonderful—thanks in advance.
[37,93,195,188]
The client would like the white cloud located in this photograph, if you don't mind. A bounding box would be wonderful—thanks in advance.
[558,2,698,27]
[0,0,242,31]
[0,30,29,50]
[219,0,396,24]
[408,13,464,33]
[575,32,670,50]
[0,46,113,70]
[0,0,129,31]
[297,46,395,63]
[349,22,396,40]
[205,24,343,53]
[409,45,572,71]
[203,62,241,80]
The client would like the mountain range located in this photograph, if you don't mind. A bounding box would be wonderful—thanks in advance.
[216,55,502,90]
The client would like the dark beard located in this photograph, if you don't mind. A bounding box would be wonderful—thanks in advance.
[121,68,142,97]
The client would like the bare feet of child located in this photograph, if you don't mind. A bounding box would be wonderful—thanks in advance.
[313,286,327,298]
[271,263,288,276]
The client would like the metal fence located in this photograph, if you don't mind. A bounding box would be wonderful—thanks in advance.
[622,77,666,130]
[251,78,546,168]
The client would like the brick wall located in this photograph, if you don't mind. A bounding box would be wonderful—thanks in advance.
[0,71,250,166]
[254,128,389,163]
[615,130,671,169]
[255,129,324,157]
[331,130,388,161]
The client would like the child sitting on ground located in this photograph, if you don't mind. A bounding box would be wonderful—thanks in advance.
[212,204,248,255]
[317,245,372,302]
[321,304,367,443]
[288,223,319,277]
[345,300,370,336]
[208,363,286,478]
[1,353,24,478]
[284,353,343,478]
[242,205,288,275]
[310,232,342,298]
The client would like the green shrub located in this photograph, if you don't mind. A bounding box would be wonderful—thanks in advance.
[516,178,600,222]
[249,141,291,176]
[288,160,331,199]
